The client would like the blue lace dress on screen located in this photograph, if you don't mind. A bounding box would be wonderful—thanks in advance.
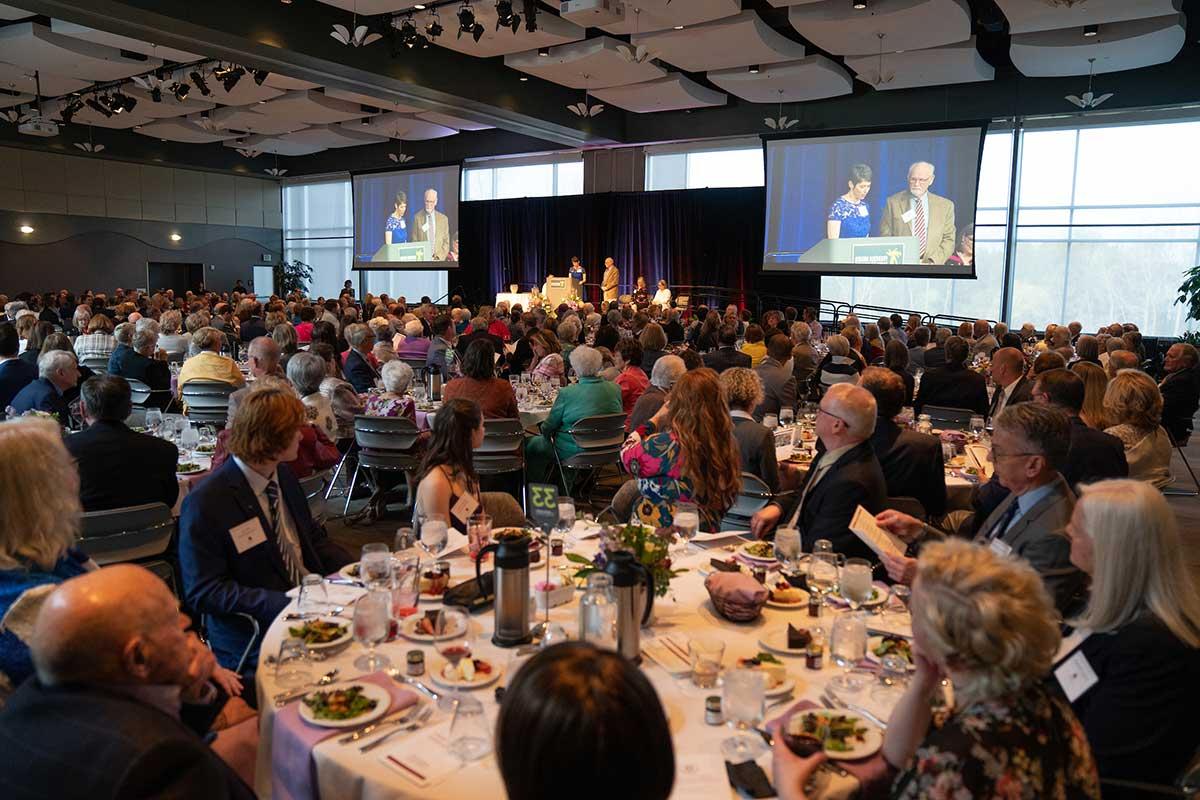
[386,214,408,243]
[828,197,871,239]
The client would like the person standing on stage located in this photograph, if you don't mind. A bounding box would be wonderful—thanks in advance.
[412,188,451,261]
[384,191,408,245]
[569,256,586,285]
[602,258,619,303]
[879,161,956,265]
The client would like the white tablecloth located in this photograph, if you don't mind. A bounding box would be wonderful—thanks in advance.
[254,537,908,800]
[494,292,533,311]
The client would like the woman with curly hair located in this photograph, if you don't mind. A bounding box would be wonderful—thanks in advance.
[620,368,740,531]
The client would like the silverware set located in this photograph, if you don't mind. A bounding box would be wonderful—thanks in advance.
[819,689,889,731]
[337,702,434,752]
[272,669,340,707]
[358,705,435,753]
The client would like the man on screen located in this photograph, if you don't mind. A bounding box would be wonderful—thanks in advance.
[412,188,451,260]
[879,161,956,265]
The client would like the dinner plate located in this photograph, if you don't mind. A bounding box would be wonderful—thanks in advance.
[737,542,778,564]
[830,586,887,608]
[866,635,916,671]
[788,708,883,760]
[297,682,390,729]
[175,463,205,475]
[399,614,468,642]
[428,658,502,690]
[338,561,363,581]
[284,617,353,651]
[758,628,812,658]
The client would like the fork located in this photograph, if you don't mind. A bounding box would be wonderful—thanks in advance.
[358,705,434,752]
[338,703,422,744]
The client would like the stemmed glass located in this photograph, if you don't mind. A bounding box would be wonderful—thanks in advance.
[720,668,768,761]
[829,614,867,692]
[839,558,874,611]
[774,528,801,577]
[672,501,700,555]
[360,542,392,587]
[352,589,391,672]
[179,420,199,456]
[145,408,163,437]
[807,551,841,612]
[434,607,472,711]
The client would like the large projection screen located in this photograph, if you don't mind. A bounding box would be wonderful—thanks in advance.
[353,163,461,270]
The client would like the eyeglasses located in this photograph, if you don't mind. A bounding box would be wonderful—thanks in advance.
[817,406,850,426]
[988,443,1041,460]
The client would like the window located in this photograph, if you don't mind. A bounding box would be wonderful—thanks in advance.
[461,158,583,201]
[645,145,765,191]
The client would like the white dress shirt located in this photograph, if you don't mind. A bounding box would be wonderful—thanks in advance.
[652,288,672,307]
[907,192,930,238]
[232,455,306,578]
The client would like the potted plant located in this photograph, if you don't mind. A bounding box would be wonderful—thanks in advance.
[1174,264,1200,340]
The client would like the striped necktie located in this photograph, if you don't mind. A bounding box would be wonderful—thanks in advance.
[914,197,928,257]
[266,479,304,585]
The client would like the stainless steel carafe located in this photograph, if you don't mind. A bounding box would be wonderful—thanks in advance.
[477,533,532,647]
[603,550,655,662]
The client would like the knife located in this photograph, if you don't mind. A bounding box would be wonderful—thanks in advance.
[338,705,421,744]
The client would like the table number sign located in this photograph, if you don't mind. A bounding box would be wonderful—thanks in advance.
[527,483,559,532]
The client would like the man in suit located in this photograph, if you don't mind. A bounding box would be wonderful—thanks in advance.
[1033,368,1127,489]
[111,325,173,409]
[703,326,752,374]
[922,328,949,370]
[65,375,179,511]
[455,315,507,362]
[876,402,1085,614]
[412,188,450,260]
[913,335,989,416]
[179,386,352,670]
[860,367,946,518]
[237,303,267,343]
[601,257,620,303]
[879,161,956,265]
[969,319,998,360]
[341,323,380,393]
[1159,343,1200,444]
[750,383,886,561]
[0,321,36,410]
[987,346,1033,421]
[0,565,256,799]
[10,350,78,423]
[753,333,797,422]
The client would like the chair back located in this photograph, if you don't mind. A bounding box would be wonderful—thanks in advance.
[721,472,772,530]
[166,350,187,365]
[298,469,331,522]
[77,502,175,565]
[126,377,152,406]
[181,380,237,425]
[475,417,525,476]
[353,415,422,472]
[401,358,428,382]
[922,404,974,430]
[81,355,110,373]
[560,412,627,468]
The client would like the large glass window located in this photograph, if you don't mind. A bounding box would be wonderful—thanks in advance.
[646,144,765,190]
[462,159,583,201]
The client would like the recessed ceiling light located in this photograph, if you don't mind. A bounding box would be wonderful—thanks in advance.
[19,224,34,234]
[748,64,760,74]
[673,25,684,30]
[169,233,182,242]
[852,0,868,8]
[538,47,549,56]
[1083,24,1099,37]
[519,76,528,81]
[414,2,426,7]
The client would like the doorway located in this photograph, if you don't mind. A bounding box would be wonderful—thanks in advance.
[147,262,204,296]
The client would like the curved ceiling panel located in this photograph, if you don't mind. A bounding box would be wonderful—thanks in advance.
[844,38,993,91]
[995,0,1182,35]
[593,0,741,35]
[0,22,162,81]
[348,112,457,140]
[787,0,972,57]
[707,54,853,103]
[136,117,240,142]
[49,20,204,64]
[633,10,807,72]
[1010,13,1186,77]
[590,73,727,113]
[504,36,667,89]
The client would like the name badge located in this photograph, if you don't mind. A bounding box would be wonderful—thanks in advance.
[988,537,1012,557]
[858,205,869,217]
[1054,650,1099,702]
[421,222,429,233]
[229,517,268,554]
[451,492,479,522]
[901,209,916,224]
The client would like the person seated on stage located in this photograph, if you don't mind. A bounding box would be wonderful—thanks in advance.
[530,329,566,386]
[1060,480,1200,796]
[1032,368,1126,490]
[443,339,519,421]
[722,367,780,493]
[613,337,649,415]
[750,384,885,559]
[9,350,78,424]
[65,375,179,512]
[859,366,945,519]
[826,163,873,240]
[754,334,798,423]
[740,324,768,368]
[945,223,975,267]
[913,335,989,417]
[385,191,408,244]
[652,280,671,309]
[177,327,245,398]
[526,347,622,485]
[626,354,684,435]
[498,643,674,800]
[632,276,650,309]
[1103,370,1173,489]
[179,384,352,671]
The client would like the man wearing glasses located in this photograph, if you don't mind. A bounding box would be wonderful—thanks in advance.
[879,161,956,265]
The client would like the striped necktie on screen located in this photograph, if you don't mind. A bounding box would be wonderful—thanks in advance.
[914,197,928,257]
[266,478,304,585]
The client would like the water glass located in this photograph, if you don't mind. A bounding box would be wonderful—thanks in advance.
[720,668,768,762]
[447,695,492,762]
[418,513,449,555]
[807,551,840,603]
[172,415,186,442]
[361,542,392,587]
[830,614,867,692]
[274,637,312,688]
[780,407,794,427]
[774,528,801,575]
[942,442,957,464]
[969,415,986,439]
[556,496,576,535]
[688,636,725,689]
[390,553,421,619]
[145,408,163,436]
[297,573,327,616]
[673,502,700,551]
[888,584,912,614]
[393,526,416,553]
[179,421,199,454]
[839,558,874,610]
[468,512,492,562]
[352,589,392,672]
[763,413,779,430]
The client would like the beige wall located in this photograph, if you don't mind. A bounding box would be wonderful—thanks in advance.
[0,146,281,229]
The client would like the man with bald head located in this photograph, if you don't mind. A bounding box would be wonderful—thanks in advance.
[879,161,957,265]
[1160,342,1200,445]
[988,346,1033,420]
[750,383,886,561]
[245,335,282,380]
[0,565,255,799]
[1106,349,1139,381]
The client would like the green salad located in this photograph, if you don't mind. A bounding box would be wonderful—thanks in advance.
[302,685,377,720]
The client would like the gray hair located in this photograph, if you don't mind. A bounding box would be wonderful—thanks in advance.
[823,383,876,439]
[114,322,135,346]
[585,313,602,330]
[557,316,581,344]
[192,326,224,353]
[994,402,1071,472]
[649,355,686,390]
[38,349,76,379]
[826,334,849,357]
[993,322,1009,339]
[345,323,371,348]
[159,310,183,335]
[368,317,392,340]
[131,326,158,355]
[135,318,159,336]
[287,351,327,396]
[790,322,811,345]
[606,310,623,328]
[4,301,29,318]
[381,360,414,394]
[72,306,91,330]
[569,345,603,377]
[404,319,424,337]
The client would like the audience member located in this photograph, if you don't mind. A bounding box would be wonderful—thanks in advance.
[883,339,915,407]
[19,321,54,370]
[9,350,77,422]
[1032,350,1067,375]
[703,325,752,374]
[969,319,998,359]
[1032,368,1127,489]
[72,314,116,361]
[311,342,364,441]
[639,322,668,375]
[1105,349,1139,380]
[1103,370,1173,488]
[287,351,337,441]
[1070,360,1110,430]
[906,326,930,375]
[987,346,1033,420]
[722,367,780,493]
[158,309,189,356]
[613,337,649,415]
[789,322,818,387]
[341,323,381,393]
[426,314,458,378]
[177,328,245,398]
[627,354,684,434]
[923,328,950,370]
[859,367,946,519]
[530,329,566,386]
[111,324,172,408]
[741,324,767,367]
[0,322,36,410]
[814,334,861,394]
[913,335,988,416]
[1159,342,1200,444]
[442,339,519,421]
[211,380,340,480]
[753,334,798,423]
[395,319,429,360]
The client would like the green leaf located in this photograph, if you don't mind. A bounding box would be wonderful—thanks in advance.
[565,553,593,565]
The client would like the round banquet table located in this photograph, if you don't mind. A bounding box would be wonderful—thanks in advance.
[253,533,909,800]
[413,403,552,432]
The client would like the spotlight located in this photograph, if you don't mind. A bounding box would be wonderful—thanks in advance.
[220,66,245,92]
[60,96,83,123]
[425,11,444,38]
[172,82,190,101]
[1083,23,1099,37]
[253,69,270,85]
[495,1,521,33]
[110,92,137,113]
[149,86,162,102]
[457,2,476,38]
[85,97,113,118]
[190,70,211,96]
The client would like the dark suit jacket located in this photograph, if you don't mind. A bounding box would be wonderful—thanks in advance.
[664,320,685,343]
[703,346,751,374]
[777,440,886,562]
[1160,367,1200,444]
[753,358,797,421]
[107,342,133,374]
[922,346,946,370]
[988,375,1033,420]
[112,350,173,409]
[9,377,69,421]
[732,415,780,493]
[869,418,946,517]
[1064,415,1127,490]
[18,347,39,370]
[454,329,507,362]
[342,348,380,394]
[238,317,268,343]
[65,420,179,512]
[0,357,37,410]
[0,678,254,800]
[179,459,352,669]
[914,363,989,416]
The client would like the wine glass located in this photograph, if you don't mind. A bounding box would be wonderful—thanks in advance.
[720,668,768,762]
[435,607,472,711]
[829,614,867,692]
[179,421,199,456]
[145,408,163,436]
[672,502,700,554]
[839,558,874,612]
[352,589,391,672]
[780,407,794,428]
[969,415,986,440]
[774,528,801,576]
[418,513,449,556]
[172,415,187,443]
[360,542,391,587]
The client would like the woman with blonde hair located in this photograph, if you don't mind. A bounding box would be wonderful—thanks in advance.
[1062,480,1200,793]
[1103,370,1172,487]
[620,368,740,532]
[773,539,1100,800]
[1070,360,1109,430]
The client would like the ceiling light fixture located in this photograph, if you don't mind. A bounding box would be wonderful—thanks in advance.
[60,96,84,123]
[388,135,415,163]
[253,69,270,86]
[74,125,104,153]
[333,1,383,47]
[172,82,190,101]
[865,32,895,87]
[618,7,656,64]
[169,233,182,242]
[394,13,430,49]
[748,64,760,74]
[149,86,162,102]
[567,74,605,117]
[764,88,797,130]
[495,1,522,34]
[425,10,444,38]
[19,224,33,234]
[1083,23,1099,37]
[218,65,245,92]
[852,0,868,9]
[538,46,549,56]
[457,2,485,42]
[522,0,538,32]
[519,76,528,81]
[1066,57,1113,109]
[190,70,211,96]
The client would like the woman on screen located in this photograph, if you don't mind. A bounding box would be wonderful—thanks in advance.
[945,223,974,267]
[384,191,408,245]
[826,164,873,240]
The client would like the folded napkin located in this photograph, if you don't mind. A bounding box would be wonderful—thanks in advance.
[706,571,769,622]
[271,672,418,800]
[773,700,893,797]
[378,720,460,788]
[285,583,366,606]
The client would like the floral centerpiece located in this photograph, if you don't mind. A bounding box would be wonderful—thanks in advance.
[566,523,685,598]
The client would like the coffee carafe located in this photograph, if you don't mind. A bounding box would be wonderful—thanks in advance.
[603,550,654,662]
[477,533,532,647]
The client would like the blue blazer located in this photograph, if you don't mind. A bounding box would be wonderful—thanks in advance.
[0,358,37,410]
[342,348,379,394]
[178,459,351,669]
[9,377,69,422]
[107,343,133,374]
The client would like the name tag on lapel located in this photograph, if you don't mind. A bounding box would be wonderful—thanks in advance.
[988,537,1012,558]
[901,208,916,224]
[229,517,268,554]
[1054,650,1099,702]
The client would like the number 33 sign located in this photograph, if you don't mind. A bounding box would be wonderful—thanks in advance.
[528,483,559,531]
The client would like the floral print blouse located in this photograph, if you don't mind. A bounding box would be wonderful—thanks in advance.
[619,427,722,532]
[892,683,1100,800]
[363,392,416,422]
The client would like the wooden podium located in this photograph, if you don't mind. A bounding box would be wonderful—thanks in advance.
[544,276,581,306]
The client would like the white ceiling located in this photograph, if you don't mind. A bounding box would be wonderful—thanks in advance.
[351,112,458,140]
[1010,13,1186,77]
[707,55,853,104]
[593,0,742,36]
[995,0,1182,35]
[591,74,727,113]
[633,10,807,72]
[504,36,668,89]
[844,38,994,91]
[136,117,240,143]
[0,22,163,81]
[787,0,973,57]
[49,20,204,64]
